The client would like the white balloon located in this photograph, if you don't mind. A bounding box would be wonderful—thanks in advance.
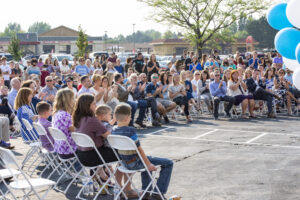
[287,0,300,29]
[283,56,300,71]
[292,68,300,90]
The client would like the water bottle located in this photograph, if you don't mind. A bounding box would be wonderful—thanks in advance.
[88,181,94,196]
[113,186,120,200]
[82,179,89,196]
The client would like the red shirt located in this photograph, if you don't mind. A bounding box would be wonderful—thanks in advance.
[41,70,50,87]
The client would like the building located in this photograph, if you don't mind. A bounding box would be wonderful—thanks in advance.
[150,39,193,55]
[0,25,104,55]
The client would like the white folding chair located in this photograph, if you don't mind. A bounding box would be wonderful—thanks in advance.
[32,122,62,179]
[21,119,55,177]
[0,147,55,200]
[71,132,124,200]
[48,127,83,194]
[107,135,164,200]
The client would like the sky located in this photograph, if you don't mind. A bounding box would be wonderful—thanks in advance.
[1,0,173,37]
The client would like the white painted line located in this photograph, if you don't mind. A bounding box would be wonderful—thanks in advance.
[193,129,219,139]
[145,127,171,135]
[246,132,268,144]
[144,133,300,150]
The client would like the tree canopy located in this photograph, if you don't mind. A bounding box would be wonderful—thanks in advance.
[1,23,23,37]
[138,0,269,55]
[28,22,51,34]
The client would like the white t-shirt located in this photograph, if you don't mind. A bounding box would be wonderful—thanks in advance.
[227,80,246,96]
[1,64,11,80]
[60,65,70,74]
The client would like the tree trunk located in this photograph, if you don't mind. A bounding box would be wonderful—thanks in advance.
[196,42,203,59]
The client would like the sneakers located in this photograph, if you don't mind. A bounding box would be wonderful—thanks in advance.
[152,120,161,127]
[0,141,14,149]
[164,116,170,123]
[135,121,147,128]
[267,112,276,118]
[150,193,167,200]
[225,112,232,118]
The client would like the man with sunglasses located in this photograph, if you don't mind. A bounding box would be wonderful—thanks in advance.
[41,76,57,103]
[209,71,235,120]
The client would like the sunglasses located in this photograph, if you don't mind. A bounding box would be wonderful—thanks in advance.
[215,75,220,77]
[195,74,200,75]
[46,80,53,82]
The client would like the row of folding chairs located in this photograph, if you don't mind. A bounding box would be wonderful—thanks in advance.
[2,117,165,200]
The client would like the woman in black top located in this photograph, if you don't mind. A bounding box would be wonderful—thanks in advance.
[147,54,160,81]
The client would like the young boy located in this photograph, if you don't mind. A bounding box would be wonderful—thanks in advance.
[112,103,173,200]
[36,101,54,152]
[95,104,115,133]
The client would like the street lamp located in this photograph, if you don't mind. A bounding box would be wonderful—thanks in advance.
[104,31,107,51]
[133,24,135,53]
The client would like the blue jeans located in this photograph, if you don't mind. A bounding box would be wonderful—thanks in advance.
[137,100,147,122]
[127,101,137,126]
[123,156,173,194]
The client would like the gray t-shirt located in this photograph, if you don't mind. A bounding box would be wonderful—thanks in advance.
[168,84,184,99]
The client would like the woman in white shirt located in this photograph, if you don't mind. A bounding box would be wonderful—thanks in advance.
[227,70,255,119]
[60,59,71,80]
[90,74,104,105]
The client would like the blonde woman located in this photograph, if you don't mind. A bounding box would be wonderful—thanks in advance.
[52,89,78,161]
[90,74,105,105]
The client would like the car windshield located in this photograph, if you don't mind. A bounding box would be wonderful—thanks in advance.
[56,56,73,61]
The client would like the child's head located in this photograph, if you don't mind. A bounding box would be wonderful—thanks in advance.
[95,104,112,122]
[1,86,8,96]
[114,103,131,125]
[37,101,52,119]
[14,88,33,110]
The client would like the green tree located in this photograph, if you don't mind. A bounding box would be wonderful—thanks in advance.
[76,25,88,57]
[246,16,277,49]
[1,23,23,37]
[139,0,268,56]
[28,22,51,34]
[8,33,23,61]
[163,30,173,39]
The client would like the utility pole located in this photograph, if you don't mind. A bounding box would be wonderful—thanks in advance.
[133,24,135,53]
[104,31,107,51]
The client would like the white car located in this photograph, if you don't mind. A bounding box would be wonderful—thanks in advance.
[39,54,74,66]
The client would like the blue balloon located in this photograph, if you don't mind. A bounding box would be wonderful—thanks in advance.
[267,3,293,30]
[275,28,300,60]
[296,43,300,64]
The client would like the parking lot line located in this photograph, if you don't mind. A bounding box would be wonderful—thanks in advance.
[246,132,269,143]
[193,129,219,139]
[144,133,300,150]
[146,127,171,135]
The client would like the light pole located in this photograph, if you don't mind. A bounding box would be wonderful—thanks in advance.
[132,24,135,53]
[104,31,107,51]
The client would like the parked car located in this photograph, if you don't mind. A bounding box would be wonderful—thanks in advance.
[39,54,74,66]
[0,53,13,62]
[89,52,109,60]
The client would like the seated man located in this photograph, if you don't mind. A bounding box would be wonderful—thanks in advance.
[209,71,235,120]
[0,86,15,131]
[41,76,57,103]
[114,73,147,127]
[0,116,14,149]
[129,73,161,127]
[146,73,176,123]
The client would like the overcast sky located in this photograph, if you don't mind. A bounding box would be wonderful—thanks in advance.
[1,0,174,37]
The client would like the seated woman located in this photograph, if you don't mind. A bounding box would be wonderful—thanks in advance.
[52,89,78,160]
[275,69,300,115]
[180,70,200,110]
[198,70,212,112]
[90,74,105,105]
[21,80,42,115]
[15,88,39,141]
[0,86,15,132]
[73,94,138,198]
[100,75,119,110]
[227,70,255,119]
[168,73,192,122]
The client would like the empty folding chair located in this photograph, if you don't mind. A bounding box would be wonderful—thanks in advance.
[0,159,20,199]
[48,127,83,194]
[107,135,165,200]
[0,147,55,200]
[71,132,124,200]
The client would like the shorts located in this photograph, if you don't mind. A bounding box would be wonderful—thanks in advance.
[156,98,173,108]
[234,95,253,106]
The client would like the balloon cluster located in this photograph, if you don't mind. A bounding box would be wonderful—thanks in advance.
[267,0,300,89]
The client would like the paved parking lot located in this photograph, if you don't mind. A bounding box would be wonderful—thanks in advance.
[2,113,300,200]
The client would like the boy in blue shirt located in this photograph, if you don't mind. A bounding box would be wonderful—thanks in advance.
[75,57,89,76]
[112,103,173,200]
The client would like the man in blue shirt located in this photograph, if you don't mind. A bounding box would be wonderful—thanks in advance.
[248,51,261,69]
[75,57,89,76]
[210,71,235,119]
